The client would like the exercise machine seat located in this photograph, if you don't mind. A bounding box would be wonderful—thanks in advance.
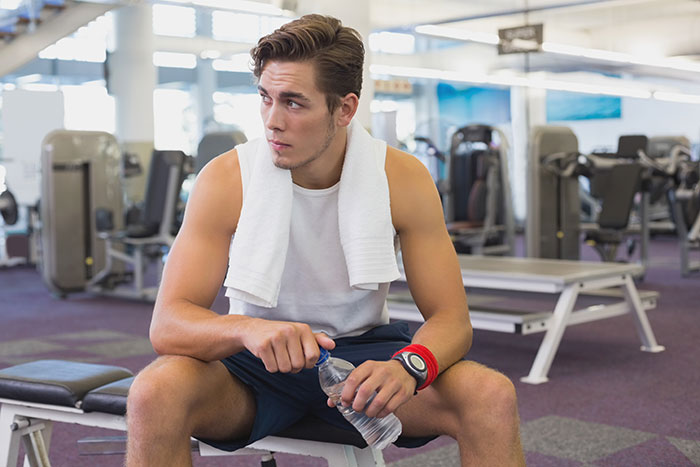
[585,164,644,261]
[124,150,186,238]
[0,360,132,408]
[0,360,374,447]
[82,377,134,415]
[0,360,391,466]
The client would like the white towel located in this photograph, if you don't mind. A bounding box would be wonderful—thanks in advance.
[225,119,400,308]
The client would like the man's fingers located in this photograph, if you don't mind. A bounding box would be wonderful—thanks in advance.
[258,346,278,373]
[315,332,336,351]
[302,333,322,368]
[376,392,404,418]
[365,380,406,417]
[271,337,293,373]
[340,361,414,417]
[341,364,372,408]
[286,339,307,373]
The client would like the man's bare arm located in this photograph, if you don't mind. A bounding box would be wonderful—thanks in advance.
[149,150,333,368]
[340,146,471,417]
[389,146,472,369]
[149,149,250,361]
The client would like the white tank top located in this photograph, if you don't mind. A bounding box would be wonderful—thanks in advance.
[227,153,393,338]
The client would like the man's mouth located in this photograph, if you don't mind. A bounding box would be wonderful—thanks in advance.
[269,140,291,151]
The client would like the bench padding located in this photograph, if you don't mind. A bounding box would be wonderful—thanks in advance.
[82,376,133,415]
[0,360,133,408]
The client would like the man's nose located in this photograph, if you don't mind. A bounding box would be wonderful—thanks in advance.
[265,102,285,132]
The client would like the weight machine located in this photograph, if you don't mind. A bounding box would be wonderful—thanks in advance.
[413,124,515,255]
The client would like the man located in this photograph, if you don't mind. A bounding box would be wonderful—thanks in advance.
[126,14,525,467]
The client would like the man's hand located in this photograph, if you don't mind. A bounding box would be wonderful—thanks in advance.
[240,318,335,373]
[328,360,416,418]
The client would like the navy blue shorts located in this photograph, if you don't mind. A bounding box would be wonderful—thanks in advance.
[199,321,437,452]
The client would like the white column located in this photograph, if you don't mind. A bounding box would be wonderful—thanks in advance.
[110,4,156,144]
[196,9,217,142]
[295,0,373,129]
[510,85,546,224]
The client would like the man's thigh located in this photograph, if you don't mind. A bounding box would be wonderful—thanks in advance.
[131,355,256,442]
[394,360,507,438]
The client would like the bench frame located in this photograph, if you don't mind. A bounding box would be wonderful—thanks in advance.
[0,397,385,467]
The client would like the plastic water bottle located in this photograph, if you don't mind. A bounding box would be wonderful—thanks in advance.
[316,348,402,449]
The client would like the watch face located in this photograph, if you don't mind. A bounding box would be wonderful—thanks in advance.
[408,353,426,371]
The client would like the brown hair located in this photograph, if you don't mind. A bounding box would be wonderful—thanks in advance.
[250,14,364,113]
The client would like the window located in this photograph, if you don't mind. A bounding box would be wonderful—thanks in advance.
[213,91,262,140]
[154,88,197,154]
[39,14,112,62]
[152,4,196,38]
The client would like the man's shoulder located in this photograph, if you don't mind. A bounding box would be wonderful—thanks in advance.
[385,145,433,186]
[385,145,441,232]
[198,147,241,182]
[192,148,243,209]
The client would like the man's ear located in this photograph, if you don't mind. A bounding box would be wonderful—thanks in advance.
[335,93,359,127]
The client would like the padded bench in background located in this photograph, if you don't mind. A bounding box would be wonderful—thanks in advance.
[0,359,386,466]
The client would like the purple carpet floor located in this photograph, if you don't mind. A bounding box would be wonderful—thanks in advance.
[0,235,698,466]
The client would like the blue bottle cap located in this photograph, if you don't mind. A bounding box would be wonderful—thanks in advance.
[315,348,330,366]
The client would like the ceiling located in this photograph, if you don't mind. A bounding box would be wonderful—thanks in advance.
[363,0,700,83]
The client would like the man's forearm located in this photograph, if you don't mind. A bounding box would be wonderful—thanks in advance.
[150,299,254,362]
[410,311,472,376]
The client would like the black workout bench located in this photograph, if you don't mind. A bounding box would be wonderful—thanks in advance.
[0,360,386,466]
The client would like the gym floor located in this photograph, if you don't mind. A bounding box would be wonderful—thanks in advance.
[1,235,699,466]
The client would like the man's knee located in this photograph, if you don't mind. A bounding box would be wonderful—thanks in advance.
[475,370,518,421]
[441,363,519,426]
[127,355,203,427]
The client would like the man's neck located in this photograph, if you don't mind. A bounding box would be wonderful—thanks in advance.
[291,127,348,189]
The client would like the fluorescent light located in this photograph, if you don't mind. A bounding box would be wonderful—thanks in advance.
[370,64,655,99]
[415,24,499,45]
[541,42,633,63]
[153,51,197,69]
[21,83,59,92]
[630,56,700,73]
[166,0,284,15]
[653,91,700,104]
[369,32,415,55]
[529,77,652,99]
[16,74,42,85]
[200,49,222,60]
[0,0,22,9]
[370,64,444,81]
[212,53,252,72]
[416,24,700,74]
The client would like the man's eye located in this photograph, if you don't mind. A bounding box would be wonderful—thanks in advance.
[288,101,301,109]
[260,94,271,103]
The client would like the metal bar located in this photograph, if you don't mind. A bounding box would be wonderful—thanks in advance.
[621,275,665,352]
[521,283,581,384]
[640,191,650,272]
[28,429,51,467]
[0,407,23,467]
[0,401,127,431]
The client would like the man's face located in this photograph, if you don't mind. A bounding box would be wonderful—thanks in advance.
[258,60,337,171]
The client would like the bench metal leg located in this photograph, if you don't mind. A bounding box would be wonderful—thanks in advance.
[350,445,386,467]
[24,420,53,467]
[199,436,385,466]
[0,405,22,467]
[521,283,581,384]
[621,274,665,353]
[0,405,54,467]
